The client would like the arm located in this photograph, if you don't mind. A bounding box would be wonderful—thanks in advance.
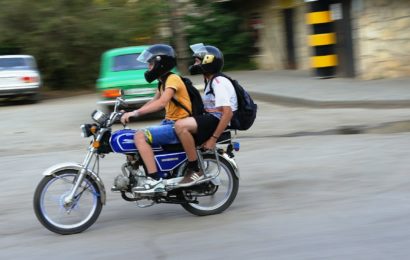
[202,106,233,150]
[120,87,176,124]
[136,87,175,116]
[142,90,161,107]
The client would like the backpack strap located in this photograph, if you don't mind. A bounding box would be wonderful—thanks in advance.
[158,73,192,116]
[206,72,228,96]
[170,90,192,116]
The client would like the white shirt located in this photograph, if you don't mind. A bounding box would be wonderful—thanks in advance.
[203,76,238,119]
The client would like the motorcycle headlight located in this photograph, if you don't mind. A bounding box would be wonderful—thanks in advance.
[80,124,98,138]
[91,110,108,125]
[81,124,92,138]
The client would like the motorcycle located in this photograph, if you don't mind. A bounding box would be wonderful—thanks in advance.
[33,95,240,235]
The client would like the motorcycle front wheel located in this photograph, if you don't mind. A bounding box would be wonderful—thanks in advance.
[33,169,102,235]
[180,154,239,216]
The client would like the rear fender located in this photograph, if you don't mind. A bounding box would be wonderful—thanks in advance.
[42,162,106,205]
[220,153,240,179]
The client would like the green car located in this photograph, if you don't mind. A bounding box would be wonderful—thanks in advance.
[96,46,157,110]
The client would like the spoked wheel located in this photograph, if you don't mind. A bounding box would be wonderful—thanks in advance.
[180,154,239,216]
[33,170,102,235]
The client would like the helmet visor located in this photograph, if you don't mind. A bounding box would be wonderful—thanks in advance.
[137,49,154,64]
[190,43,208,58]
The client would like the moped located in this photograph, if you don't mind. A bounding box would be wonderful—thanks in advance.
[33,95,240,234]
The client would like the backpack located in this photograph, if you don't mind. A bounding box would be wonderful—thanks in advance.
[159,73,205,116]
[209,73,257,130]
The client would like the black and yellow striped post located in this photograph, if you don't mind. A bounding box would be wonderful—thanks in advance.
[306,0,338,78]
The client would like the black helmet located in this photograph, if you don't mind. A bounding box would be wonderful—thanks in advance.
[138,44,177,83]
[188,43,224,75]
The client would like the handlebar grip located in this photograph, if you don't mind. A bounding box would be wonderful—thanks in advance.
[116,112,126,127]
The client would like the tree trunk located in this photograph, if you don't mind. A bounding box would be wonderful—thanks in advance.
[169,0,190,74]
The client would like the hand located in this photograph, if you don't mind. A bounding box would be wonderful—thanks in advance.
[120,110,138,125]
[202,137,217,150]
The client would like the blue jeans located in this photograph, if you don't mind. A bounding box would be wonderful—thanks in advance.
[144,119,180,146]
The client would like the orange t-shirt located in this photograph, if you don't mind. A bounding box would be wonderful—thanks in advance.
[160,74,191,121]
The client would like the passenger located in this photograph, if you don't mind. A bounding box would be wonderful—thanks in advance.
[120,44,191,192]
[175,43,237,187]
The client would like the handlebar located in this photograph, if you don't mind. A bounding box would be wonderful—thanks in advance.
[107,96,135,128]
[114,97,127,111]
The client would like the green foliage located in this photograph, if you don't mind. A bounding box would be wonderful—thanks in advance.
[185,2,254,70]
[0,0,255,89]
[0,0,166,89]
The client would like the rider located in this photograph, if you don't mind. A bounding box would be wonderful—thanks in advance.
[120,44,192,192]
[174,43,237,187]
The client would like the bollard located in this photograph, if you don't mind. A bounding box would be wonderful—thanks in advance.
[306,0,338,78]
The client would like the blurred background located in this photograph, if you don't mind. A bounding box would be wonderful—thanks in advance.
[2,1,410,258]
[0,0,408,92]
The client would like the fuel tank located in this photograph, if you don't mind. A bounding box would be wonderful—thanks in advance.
[110,129,187,173]
[110,129,167,153]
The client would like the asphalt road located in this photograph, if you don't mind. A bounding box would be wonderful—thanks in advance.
[1,95,410,259]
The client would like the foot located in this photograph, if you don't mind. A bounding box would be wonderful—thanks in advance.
[178,169,205,187]
[163,176,184,187]
[132,177,165,193]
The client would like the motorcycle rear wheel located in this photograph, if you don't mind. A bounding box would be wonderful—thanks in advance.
[33,170,102,235]
[180,154,239,216]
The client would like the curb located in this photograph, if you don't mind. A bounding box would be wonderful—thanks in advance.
[236,120,410,139]
[250,91,410,109]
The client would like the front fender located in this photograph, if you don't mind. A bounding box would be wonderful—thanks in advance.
[43,162,106,205]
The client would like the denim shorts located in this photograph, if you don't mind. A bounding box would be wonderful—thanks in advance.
[144,119,179,146]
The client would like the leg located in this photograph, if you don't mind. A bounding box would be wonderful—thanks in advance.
[136,122,179,180]
[132,129,165,192]
[135,130,157,174]
[114,129,161,192]
[175,118,203,186]
[174,117,198,162]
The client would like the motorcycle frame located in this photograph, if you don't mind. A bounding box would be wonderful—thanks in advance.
[42,133,239,209]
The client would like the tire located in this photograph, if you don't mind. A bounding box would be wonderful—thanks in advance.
[26,93,41,104]
[180,154,239,216]
[33,170,103,235]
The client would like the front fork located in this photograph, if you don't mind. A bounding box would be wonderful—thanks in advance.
[63,148,96,206]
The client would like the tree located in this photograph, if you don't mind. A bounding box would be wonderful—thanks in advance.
[168,0,189,74]
[0,0,167,89]
[185,1,254,70]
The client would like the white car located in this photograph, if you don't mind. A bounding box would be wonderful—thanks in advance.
[0,55,42,103]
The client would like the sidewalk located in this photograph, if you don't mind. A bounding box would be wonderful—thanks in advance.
[190,70,410,108]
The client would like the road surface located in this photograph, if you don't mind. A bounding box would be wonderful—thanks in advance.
[1,95,410,259]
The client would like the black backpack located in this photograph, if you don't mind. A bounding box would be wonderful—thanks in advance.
[159,73,205,116]
[209,73,257,130]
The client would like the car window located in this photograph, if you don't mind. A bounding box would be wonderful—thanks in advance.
[26,57,38,70]
[0,57,35,70]
[112,53,147,72]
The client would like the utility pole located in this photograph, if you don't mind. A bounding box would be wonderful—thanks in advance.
[169,0,190,74]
